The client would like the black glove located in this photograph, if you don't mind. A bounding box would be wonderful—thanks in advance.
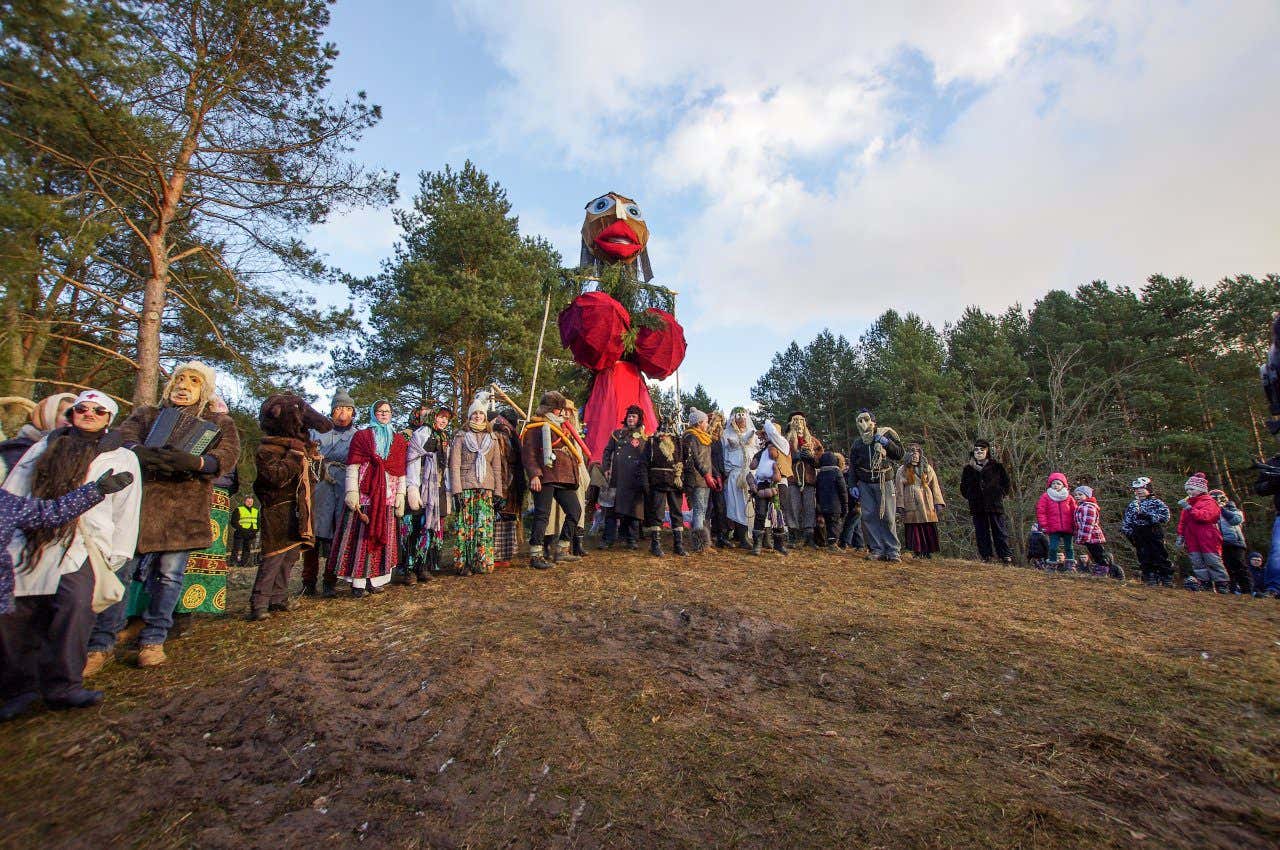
[95,468,135,495]
[131,445,173,473]
[154,447,204,474]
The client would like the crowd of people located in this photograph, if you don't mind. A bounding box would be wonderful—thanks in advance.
[0,366,1278,722]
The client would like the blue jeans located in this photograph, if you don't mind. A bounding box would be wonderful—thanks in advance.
[688,487,710,531]
[88,550,191,650]
[1265,515,1280,593]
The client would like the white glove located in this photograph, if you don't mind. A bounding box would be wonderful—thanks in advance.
[407,488,422,513]
[344,464,360,512]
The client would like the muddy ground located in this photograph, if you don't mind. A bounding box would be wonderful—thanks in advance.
[0,546,1276,849]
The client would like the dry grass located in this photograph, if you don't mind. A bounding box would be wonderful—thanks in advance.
[0,547,1276,849]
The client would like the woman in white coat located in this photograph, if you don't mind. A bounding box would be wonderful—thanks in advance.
[0,390,140,717]
[720,407,759,548]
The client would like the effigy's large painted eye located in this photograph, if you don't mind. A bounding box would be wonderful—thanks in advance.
[624,203,643,220]
[587,195,615,214]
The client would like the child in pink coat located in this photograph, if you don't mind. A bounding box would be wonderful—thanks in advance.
[1176,472,1228,592]
[1035,472,1077,571]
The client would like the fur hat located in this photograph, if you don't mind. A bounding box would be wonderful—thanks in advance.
[536,391,568,417]
[622,404,644,424]
[1073,485,1093,500]
[163,361,216,414]
[331,390,356,410]
[1184,472,1209,495]
[68,389,119,424]
[687,407,708,427]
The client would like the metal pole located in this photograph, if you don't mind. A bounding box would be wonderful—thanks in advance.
[527,289,552,418]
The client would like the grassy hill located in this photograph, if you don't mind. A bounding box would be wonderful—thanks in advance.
[0,548,1276,849]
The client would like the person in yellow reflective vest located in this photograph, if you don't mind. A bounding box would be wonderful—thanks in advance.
[231,495,259,567]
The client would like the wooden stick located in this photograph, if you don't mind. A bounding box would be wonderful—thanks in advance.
[489,384,528,421]
[527,289,552,418]
[7,378,133,408]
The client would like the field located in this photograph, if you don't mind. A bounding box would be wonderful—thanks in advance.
[0,545,1276,849]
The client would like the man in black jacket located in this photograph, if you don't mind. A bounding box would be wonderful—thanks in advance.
[959,439,1013,563]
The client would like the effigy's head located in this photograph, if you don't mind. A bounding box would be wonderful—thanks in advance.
[582,192,649,265]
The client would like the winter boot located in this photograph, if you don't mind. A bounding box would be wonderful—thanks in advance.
[737,525,753,550]
[701,527,714,553]
[689,528,704,554]
[772,529,790,556]
[321,581,337,598]
[1092,563,1109,578]
[1212,580,1231,594]
[529,546,553,570]
[649,530,665,558]
[572,529,587,558]
[1182,575,1204,592]
[750,531,763,556]
[137,643,167,668]
[391,567,411,586]
[673,529,688,557]
[46,688,105,710]
[556,541,581,563]
[301,582,317,597]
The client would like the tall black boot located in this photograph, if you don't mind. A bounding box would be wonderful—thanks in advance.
[773,529,790,556]
[750,531,763,556]
[649,530,664,557]
[572,529,586,557]
[737,524,752,550]
[689,527,704,554]
[673,528,688,557]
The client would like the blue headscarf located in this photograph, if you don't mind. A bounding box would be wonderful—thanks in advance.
[369,400,394,459]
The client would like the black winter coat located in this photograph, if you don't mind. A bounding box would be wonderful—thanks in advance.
[815,452,849,515]
[642,433,684,492]
[959,459,1011,514]
[1027,529,1049,560]
[1255,452,1280,513]
[603,427,648,519]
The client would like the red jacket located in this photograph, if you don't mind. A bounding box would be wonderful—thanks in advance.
[1177,492,1222,555]
[1035,473,1076,534]
[1073,498,1106,544]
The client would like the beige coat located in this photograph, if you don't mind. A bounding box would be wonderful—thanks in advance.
[895,462,945,524]
[449,430,506,495]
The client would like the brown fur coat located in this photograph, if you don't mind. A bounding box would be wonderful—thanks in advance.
[117,404,241,554]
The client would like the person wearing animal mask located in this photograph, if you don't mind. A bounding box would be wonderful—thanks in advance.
[846,408,904,562]
[249,394,330,620]
[783,412,824,548]
[85,362,239,673]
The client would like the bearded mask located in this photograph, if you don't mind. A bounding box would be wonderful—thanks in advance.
[580,192,653,282]
[856,413,876,441]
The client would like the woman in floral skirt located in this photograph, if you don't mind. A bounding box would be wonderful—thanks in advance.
[448,398,506,575]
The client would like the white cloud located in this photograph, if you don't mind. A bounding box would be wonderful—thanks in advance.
[454,0,1280,330]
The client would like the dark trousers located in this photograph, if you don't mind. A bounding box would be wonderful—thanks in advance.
[604,510,639,544]
[819,511,841,544]
[1130,525,1174,579]
[530,485,581,547]
[645,489,684,531]
[752,493,786,532]
[0,560,94,700]
[301,539,335,587]
[708,488,727,538]
[1222,544,1252,594]
[231,529,256,567]
[971,512,1011,560]
[841,508,863,548]
[251,549,299,612]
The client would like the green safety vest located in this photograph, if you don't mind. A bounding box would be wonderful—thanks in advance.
[235,505,259,531]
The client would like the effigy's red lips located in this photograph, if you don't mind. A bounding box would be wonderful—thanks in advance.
[593,220,643,260]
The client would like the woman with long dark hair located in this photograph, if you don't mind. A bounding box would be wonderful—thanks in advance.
[0,390,140,717]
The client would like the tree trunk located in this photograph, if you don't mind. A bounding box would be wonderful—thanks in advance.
[134,240,168,406]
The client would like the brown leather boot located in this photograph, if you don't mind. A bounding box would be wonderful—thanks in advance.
[82,650,112,678]
[137,643,167,668]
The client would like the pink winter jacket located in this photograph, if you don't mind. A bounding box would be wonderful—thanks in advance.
[1177,492,1223,554]
[1035,473,1077,534]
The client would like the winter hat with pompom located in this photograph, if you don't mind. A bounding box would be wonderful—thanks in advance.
[1184,472,1209,495]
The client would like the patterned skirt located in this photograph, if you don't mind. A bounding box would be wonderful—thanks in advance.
[453,489,496,574]
[125,486,230,616]
[494,517,518,563]
[330,501,399,586]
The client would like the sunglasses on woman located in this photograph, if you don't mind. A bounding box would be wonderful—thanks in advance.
[73,404,110,416]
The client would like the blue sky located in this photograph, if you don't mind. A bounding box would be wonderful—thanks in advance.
[306,1,1280,412]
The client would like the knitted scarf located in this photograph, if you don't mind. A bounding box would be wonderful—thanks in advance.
[463,424,494,486]
[1046,486,1069,502]
[685,425,713,446]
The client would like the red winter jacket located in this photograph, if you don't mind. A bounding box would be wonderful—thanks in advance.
[1035,473,1077,534]
[1177,492,1222,554]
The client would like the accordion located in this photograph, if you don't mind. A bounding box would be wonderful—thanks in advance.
[144,407,223,456]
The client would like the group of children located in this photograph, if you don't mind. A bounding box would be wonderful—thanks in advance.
[1027,471,1264,595]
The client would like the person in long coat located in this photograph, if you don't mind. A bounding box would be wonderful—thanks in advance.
[721,407,759,548]
[330,401,408,597]
[895,443,945,558]
[707,411,730,548]
[302,390,357,596]
[601,405,648,550]
[958,438,1012,563]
